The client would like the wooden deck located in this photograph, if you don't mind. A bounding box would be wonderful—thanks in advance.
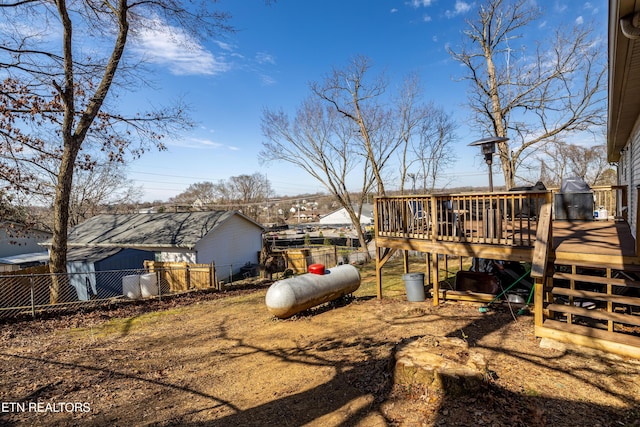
[375,189,635,267]
[553,220,638,267]
[374,189,640,358]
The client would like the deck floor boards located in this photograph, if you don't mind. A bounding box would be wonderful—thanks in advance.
[553,220,636,258]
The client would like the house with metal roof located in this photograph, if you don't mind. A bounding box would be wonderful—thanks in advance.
[319,204,374,227]
[64,211,264,278]
[0,222,52,258]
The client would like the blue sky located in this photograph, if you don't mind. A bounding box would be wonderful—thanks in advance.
[126,0,607,202]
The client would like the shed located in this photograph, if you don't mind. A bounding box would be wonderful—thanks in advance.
[63,211,264,280]
[0,251,49,272]
[66,247,155,300]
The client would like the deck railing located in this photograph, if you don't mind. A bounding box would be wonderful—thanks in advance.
[376,185,625,248]
[376,190,551,247]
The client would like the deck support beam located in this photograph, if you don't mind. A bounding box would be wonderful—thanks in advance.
[375,247,397,299]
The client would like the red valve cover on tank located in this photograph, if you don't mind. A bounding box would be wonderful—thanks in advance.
[308,264,325,275]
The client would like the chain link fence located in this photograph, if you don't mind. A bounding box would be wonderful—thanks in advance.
[0,249,375,320]
[0,263,241,320]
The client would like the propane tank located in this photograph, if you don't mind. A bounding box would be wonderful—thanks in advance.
[265,264,360,318]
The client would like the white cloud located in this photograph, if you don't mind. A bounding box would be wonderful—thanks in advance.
[555,2,568,13]
[423,14,432,22]
[575,16,584,25]
[410,0,434,7]
[0,21,59,42]
[214,40,235,51]
[391,8,398,13]
[132,19,230,76]
[184,138,223,148]
[256,51,276,65]
[260,74,277,86]
[167,137,241,150]
[445,1,472,18]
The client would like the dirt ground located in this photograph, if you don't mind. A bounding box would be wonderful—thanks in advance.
[1,268,640,427]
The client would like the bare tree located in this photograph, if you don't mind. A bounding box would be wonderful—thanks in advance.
[170,174,273,220]
[396,74,425,195]
[392,74,458,194]
[169,182,218,207]
[0,1,232,301]
[310,55,398,196]
[228,173,273,205]
[0,191,27,224]
[448,0,607,189]
[261,97,375,259]
[539,142,614,188]
[414,107,457,193]
[67,164,142,227]
[226,173,273,220]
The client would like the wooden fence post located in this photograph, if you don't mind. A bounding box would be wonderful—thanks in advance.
[186,263,191,290]
[30,275,35,318]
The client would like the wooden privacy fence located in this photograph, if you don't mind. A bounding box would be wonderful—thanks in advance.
[279,247,340,274]
[0,265,52,311]
[144,261,219,292]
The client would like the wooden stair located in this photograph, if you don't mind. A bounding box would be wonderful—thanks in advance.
[531,205,640,358]
[537,262,640,357]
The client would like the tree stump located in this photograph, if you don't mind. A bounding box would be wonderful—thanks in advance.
[394,335,488,396]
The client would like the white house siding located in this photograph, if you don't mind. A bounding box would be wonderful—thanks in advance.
[633,127,640,238]
[0,226,51,258]
[157,251,197,263]
[620,121,640,238]
[320,208,373,227]
[194,215,262,276]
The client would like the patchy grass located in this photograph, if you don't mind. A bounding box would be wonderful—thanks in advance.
[3,255,639,426]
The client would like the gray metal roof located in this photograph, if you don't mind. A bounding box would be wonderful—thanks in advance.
[0,248,137,265]
[66,247,124,262]
[66,211,262,250]
[0,251,49,265]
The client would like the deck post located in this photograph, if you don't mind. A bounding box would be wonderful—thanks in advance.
[403,250,409,274]
[374,197,382,299]
[432,252,439,305]
[376,247,383,299]
[425,253,431,286]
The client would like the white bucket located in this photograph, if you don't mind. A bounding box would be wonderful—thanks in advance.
[122,275,141,299]
[140,273,158,298]
[595,207,608,221]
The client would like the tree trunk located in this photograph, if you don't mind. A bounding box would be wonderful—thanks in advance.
[354,226,371,262]
[49,141,79,303]
[497,141,515,190]
[342,205,371,262]
[484,42,515,191]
